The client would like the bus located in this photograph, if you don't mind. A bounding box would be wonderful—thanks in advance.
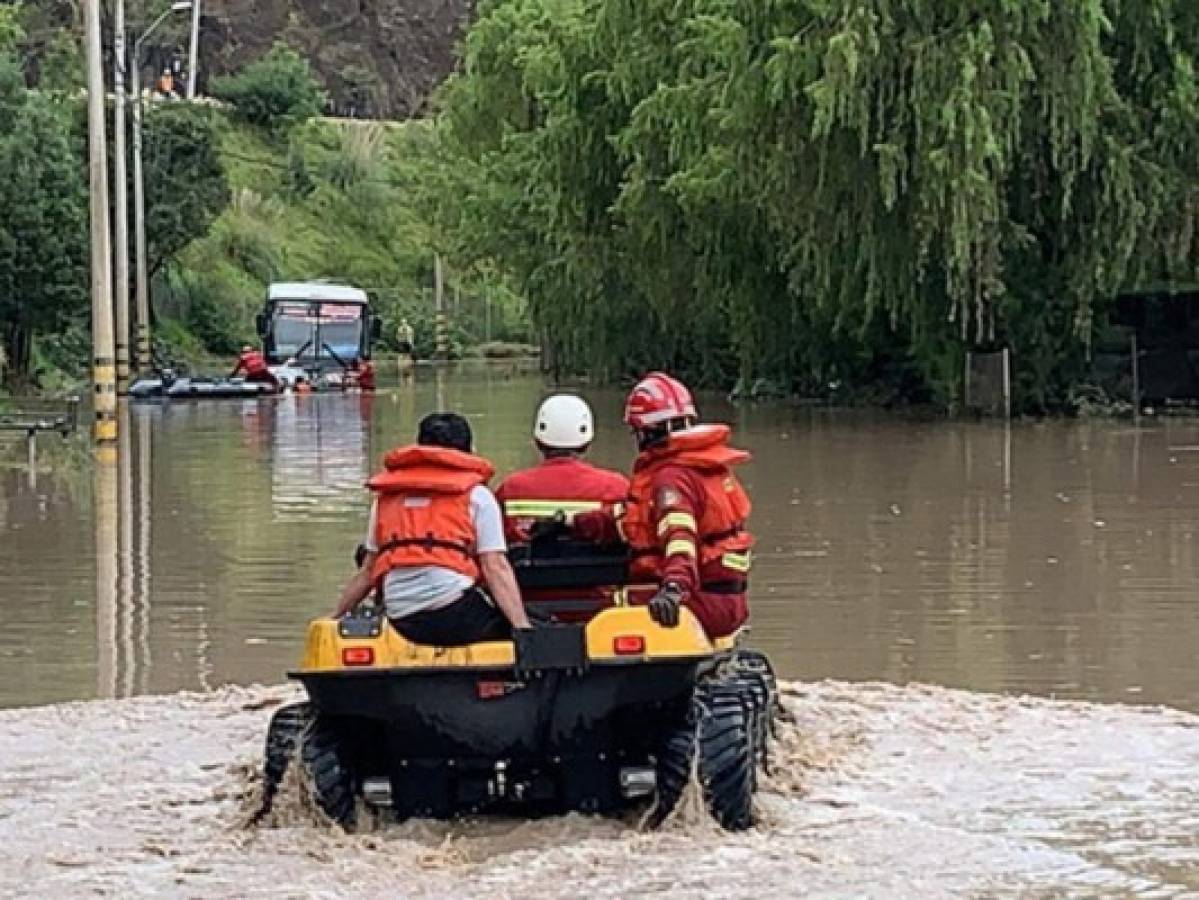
[255,282,382,372]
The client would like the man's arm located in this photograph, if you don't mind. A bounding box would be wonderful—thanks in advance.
[333,550,376,616]
[471,485,531,629]
[478,551,531,629]
[652,468,705,598]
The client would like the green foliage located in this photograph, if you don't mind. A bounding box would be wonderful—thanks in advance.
[142,103,231,275]
[438,0,1199,409]
[0,53,86,385]
[211,43,324,131]
[0,5,24,53]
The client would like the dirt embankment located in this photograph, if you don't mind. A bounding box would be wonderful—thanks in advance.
[199,0,475,118]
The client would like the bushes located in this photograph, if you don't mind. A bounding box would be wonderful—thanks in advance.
[212,44,324,131]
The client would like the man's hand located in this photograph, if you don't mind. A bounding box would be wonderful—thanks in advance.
[648,582,684,628]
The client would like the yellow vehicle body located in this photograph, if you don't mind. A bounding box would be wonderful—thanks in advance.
[298,606,735,673]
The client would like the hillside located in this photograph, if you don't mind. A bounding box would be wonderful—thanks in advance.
[18,0,472,119]
[155,114,528,366]
[197,0,474,117]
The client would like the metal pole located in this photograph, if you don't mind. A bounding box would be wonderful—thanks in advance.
[186,0,201,98]
[132,53,151,372]
[113,1,131,394]
[85,0,117,447]
[434,254,448,360]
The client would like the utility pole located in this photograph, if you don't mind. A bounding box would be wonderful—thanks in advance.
[132,1,193,372]
[186,0,201,98]
[434,254,448,360]
[85,0,117,447]
[131,55,151,372]
[113,0,131,393]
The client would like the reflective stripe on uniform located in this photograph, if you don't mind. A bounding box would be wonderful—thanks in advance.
[656,511,698,536]
[721,551,752,572]
[502,499,604,519]
[664,538,697,558]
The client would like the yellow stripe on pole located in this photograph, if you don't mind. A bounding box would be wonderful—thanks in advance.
[656,511,697,535]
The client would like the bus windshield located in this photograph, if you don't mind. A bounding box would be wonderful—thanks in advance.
[269,302,364,363]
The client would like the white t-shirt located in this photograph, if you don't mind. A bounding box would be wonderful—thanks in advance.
[364,485,507,619]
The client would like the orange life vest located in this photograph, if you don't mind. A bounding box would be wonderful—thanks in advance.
[623,424,754,587]
[367,445,495,588]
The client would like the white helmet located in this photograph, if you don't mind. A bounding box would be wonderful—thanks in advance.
[534,394,594,450]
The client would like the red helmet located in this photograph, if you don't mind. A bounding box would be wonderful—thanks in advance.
[624,372,697,430]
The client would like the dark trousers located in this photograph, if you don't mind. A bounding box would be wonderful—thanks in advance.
[392,587,511,647]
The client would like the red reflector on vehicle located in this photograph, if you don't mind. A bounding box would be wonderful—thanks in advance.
[342,646,375,666]
[613,635,646,655]
[477,680,507,699]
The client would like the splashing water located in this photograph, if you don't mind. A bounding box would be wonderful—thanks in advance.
[0,681,1195,898]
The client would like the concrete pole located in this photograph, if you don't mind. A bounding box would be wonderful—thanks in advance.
[95,450,119,699]
[113,0,131,393]
[85,0,117,447]
[186,0,201,98]
[132,59,151,372]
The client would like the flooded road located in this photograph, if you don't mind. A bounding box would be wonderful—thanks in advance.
[2,369,1197,710]
[1,368,1198,896]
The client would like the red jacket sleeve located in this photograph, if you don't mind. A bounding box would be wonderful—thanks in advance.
[649,465,706,598]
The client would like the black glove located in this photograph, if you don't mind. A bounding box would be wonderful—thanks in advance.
[527,510,570,543]
[648,583,684,628]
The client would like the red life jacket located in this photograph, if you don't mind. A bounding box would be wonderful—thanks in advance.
[367,445,495,588]
[238,350,269,378]
[623,424,754,588]
[497,457,629,540]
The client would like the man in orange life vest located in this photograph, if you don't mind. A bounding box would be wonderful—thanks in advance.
[576,373,754,638]
[230,345,277,387]
[334,412,531,645]
[495,394,628,543]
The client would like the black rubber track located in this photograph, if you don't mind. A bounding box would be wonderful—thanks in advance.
[694,686,755,830]
[651,683,756,831]
[300,715,357,828]
[260,701,313,814]
[708,679,765,784]
[650,703,699,827]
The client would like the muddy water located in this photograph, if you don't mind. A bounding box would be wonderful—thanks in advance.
[1,368,1198,896]
[1,369,1197,711]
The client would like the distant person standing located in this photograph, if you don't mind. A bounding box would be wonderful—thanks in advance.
[156,68,178,99]
[396,317,416,378]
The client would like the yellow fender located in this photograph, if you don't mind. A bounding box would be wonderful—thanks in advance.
[298,606,729,672]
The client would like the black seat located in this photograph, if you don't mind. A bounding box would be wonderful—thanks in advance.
[508,539,629,590]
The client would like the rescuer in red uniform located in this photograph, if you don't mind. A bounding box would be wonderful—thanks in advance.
[577,373,753,639]
[231,345,278,387]
[346,358,376,391]
[495,394,628,543]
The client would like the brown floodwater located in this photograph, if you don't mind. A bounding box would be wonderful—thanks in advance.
[1,366,1197,897]
[1,368,1196,711]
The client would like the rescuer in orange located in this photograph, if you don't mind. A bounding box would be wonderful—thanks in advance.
[578,373,753,638]
[346,358,376,391]
[231,345,277,387]
[496,394,628,543]
[334,412,531,645]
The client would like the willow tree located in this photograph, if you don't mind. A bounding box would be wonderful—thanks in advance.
[441,0,1198,407]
